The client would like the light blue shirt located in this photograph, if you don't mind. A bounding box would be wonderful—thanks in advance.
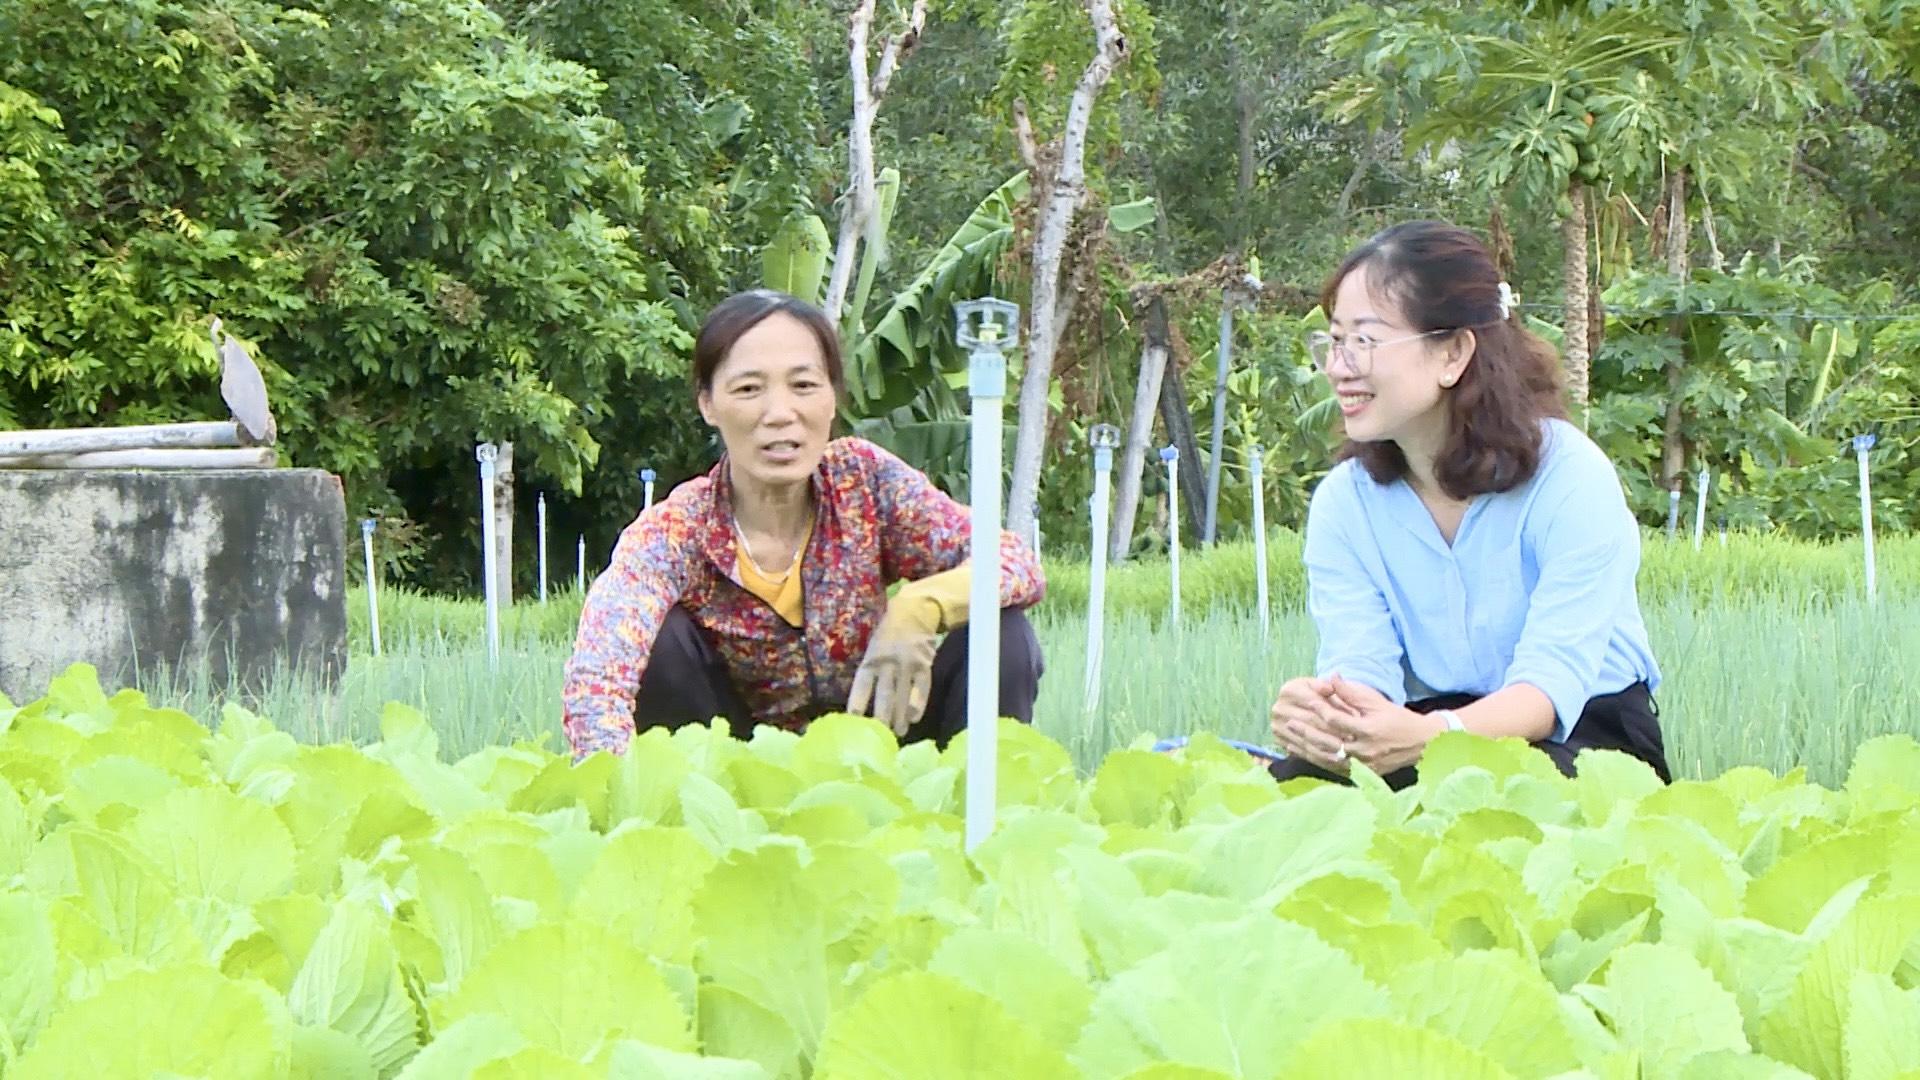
[1303,417,1660,743]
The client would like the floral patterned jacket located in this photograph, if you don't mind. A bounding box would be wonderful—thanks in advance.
[561,437,1046,758]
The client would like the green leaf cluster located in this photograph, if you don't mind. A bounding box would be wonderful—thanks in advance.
[5,662,1920,1076]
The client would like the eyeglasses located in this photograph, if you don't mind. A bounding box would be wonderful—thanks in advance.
[1307,329,1448,377]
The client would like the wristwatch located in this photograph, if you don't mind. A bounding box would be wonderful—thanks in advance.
[1434,709,1465,734]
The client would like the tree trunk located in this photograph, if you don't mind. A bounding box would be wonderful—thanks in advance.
[1005,0,1127,541]
[822,0,927,324]
[1158,355,1206,542]
[1111,295,1171,562]
[1561,179,1591,415]
[1661,167,1691,489]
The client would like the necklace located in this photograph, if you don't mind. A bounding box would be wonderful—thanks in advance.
[735,513,810,584]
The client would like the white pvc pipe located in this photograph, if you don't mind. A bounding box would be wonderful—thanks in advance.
[1085,426,1118,714]
[1162,445,1181,628]
[958,299,1016,854]
[641,468,656,511]
[477,443,501,668]
[538,493,549,603]
[360,519,382,658]
[1251,446,1269,639]
[1856,433,1878,602]
[1692,466,1709,552]
[577,535,586,593]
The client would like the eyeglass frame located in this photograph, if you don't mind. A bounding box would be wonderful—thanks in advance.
[1306,328,1454,378]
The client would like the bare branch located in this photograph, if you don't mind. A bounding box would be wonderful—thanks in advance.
[822,2,878,323]
[1011,98,1040,173]
[1006,0,1130,538]
[871,0,928,100]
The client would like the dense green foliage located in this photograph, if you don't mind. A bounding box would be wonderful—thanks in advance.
[7,665,1920,1075]
[6,0,1920,594]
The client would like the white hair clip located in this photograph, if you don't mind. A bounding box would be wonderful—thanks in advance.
[1497,281,1515,321]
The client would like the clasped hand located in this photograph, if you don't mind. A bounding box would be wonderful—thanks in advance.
[1269,674,1438,776]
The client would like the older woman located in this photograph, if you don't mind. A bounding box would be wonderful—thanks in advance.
[1268,220,1671,787]
[561,289,1046,760]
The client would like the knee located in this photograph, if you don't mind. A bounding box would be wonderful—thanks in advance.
[998,606,1044,685]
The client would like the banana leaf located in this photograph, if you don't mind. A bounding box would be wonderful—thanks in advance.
[847,171,1031,415]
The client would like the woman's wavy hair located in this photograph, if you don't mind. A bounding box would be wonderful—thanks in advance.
[1323,220,1568,499]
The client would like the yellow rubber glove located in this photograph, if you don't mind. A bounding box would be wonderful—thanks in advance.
[848,566,973,735]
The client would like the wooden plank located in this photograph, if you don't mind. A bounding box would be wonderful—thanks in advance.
[0,447,277,469]
[0,421,251,457]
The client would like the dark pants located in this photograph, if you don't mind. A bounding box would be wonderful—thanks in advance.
[1267,682,1672,789]
[635,606,1045,746]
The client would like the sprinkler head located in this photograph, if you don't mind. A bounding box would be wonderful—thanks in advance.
[361,519,376,535]
[1854,433,1878,454]
[476,442,498,464]
[1088,424,1120,449]
[640,468,656,483]
[1158,445,1178,463]
[954,298,1021,351]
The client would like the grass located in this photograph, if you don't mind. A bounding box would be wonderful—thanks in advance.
[139,585,1920,790]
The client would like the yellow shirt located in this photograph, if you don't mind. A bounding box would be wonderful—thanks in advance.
[735,521,810,627]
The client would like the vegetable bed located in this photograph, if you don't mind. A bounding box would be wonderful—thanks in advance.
[1,664,1918,1078]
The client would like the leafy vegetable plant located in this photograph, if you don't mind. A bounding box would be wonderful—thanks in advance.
[1,664,1918,1077]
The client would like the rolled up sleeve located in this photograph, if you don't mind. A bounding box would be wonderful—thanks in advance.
[862,439,1045,609]
[1502,447,1642,743]
[561,507,695,760]
[1303,470,1407,705]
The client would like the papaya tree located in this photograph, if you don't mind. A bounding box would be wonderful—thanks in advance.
[1314,0,1835,417]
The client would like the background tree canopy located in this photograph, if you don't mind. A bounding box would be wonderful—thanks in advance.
[4,0,1918,595]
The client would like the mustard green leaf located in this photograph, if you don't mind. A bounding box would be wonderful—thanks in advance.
[1571,750,1667,828]
[788,713,901,787]
[1390,949,1587,1076]
[569,825,715,965]
[293,1022,378,1080]
[1842,736,1920,819]
[697,983,803,1080]
[814,971,1078,1079]
[392,1014,527,1079]
[435,919,695,1059]
[607,728,694,826]
[1088,750,1195,829]
[404,842,503,993]
[604,1039,771,1079]
[680,772,768,854]
[12,964,292,1079]
[58,827,202,973]
[1191,784,1379,903]
[1673,1051,1818,1078]
[1745,830,1890,933]
[1277,1016,1515,1079]
[509,752,616,831]
[1843,971,1920,1080]
[123,785,296,905]
[927,926,1095,1049]
[1757,893,1920,1078]
[287,900,421,1075]
[1576,942,1750,1075]
[1073,915,1390,1076]
[693,844,831,1057]
[0,891,55,1050]
[473,1046,600,1079]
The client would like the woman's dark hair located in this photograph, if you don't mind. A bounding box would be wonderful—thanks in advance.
[691,289,845,395]
[1321,219,1567,499]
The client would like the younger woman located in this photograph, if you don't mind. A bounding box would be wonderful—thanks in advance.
[1268,220,1671,787]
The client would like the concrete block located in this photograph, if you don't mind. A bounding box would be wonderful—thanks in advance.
[0,468,349,703]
